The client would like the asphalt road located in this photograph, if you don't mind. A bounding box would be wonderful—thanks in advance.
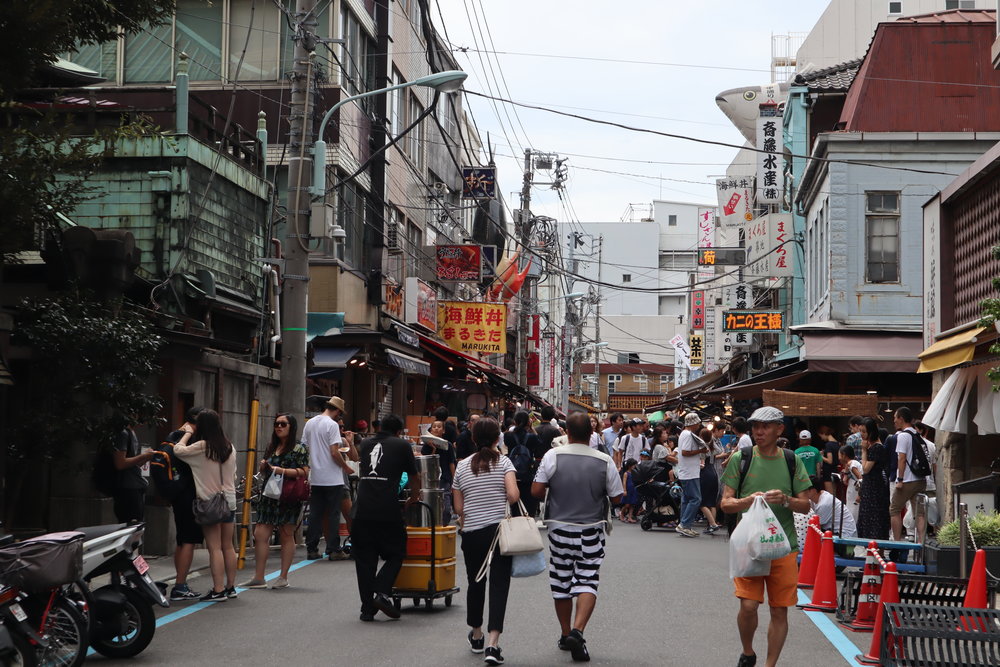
[94,522,871,666]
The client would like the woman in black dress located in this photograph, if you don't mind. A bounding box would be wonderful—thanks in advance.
[857,418,890,540]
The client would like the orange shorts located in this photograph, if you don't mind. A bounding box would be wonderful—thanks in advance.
[733,551,799,607]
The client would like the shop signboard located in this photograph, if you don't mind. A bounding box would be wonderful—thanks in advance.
[436,244,483,281]
[462,166,497,199]
[690,290,705,330]
[723,310,784,333]
[704,308,717,372]
[437,301,507,354]
[698,247,746,266]
[716,177,754,228]
[689,334,704,368]
[540,335,556,389]
[404,277,437,331]
[724,283,754,348]
[755,104,783,204]
[526,353,540,387]
[382,276,404,320]
[670,334,692,370]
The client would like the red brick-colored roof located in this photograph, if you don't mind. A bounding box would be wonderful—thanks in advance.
[578,363,674,375]
[840,10,1000,132]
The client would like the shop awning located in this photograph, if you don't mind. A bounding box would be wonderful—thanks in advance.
[313,346,360,369]
[306,312,345,341]
[700,365,810,402]
[643,366,729,413]
[386,349,431,376]
[419,335,510,377]
[762,389,879,418]
[917,326,987,373]
[922,364,1000,434]
[800,331,923,373]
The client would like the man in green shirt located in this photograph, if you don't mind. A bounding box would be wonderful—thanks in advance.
[793,430,821,477]
[721,407,812,667]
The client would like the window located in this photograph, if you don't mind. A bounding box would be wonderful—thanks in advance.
[230,2,280,80]
[635,375,648,393]
[622,274,632,283]
[659,374,672,391]
[945,0,976,8]
[406,220,422,278]
[389,69,405,137]
[888,1,902,13]
[125,21,172,82]
[407,95,425,167]
[338,178,368,269]
[865,192,900,283]
[668,214,677,226]
[607,374,622,394]
[175,0,223,80]
[437,93,458,143]
[340,7,374,96]
[281,0,329,77]
[68,40,118,82]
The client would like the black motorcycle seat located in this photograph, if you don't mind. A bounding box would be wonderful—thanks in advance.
[74,524,130,541]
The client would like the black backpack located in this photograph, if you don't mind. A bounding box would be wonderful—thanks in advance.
[149,441,193,501]
[508,431,535,481]
[904,430,932,479]
[725,446,798,535]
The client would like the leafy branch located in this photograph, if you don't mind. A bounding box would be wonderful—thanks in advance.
[977,245,1000,391]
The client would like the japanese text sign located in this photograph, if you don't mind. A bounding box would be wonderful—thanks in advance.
[724,283,754,348]
[755,105,783,204]
[437,301,507,354]
[690,290,705,330]
[404,277,437,331]
[698,247,746,266]
[743,213,793,279]
[722,310,784,333]
[689,334,704,368]
[462,166,497,199]
[381,277,404,320]
[436,245,482,282]
[716,177,754,228]
[670,334,693,370]
[697,207,716,249]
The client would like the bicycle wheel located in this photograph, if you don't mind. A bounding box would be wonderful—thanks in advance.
[34,596,88,667]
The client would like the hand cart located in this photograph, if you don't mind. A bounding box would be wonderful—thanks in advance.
[390,501,460,611]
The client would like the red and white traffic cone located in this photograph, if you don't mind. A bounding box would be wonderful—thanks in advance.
[798,515,822,589]
[856,562,900,665]
[841,541,881,632]
[800,530,838,612]
[960,549,989,631]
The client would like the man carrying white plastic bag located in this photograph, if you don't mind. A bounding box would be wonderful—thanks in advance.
[720,407,812,667]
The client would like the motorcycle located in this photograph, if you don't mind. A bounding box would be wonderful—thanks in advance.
[71,523,168,659]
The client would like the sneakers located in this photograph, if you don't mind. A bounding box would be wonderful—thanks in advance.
[359,612,375,622]
[564,629,590,662]
[224,586,238,599]
[169,584,201,601]
[240,579,268,589]
[200,589,226,602]
[373,592,400,619]
[677,526,699,538]
[271,577,289,589]
[737,653,757,667]
[704,524,721,534]
[468,630,485,654]
[306,550,321,560]
[328,550,349,561]
[484,646,504,664]
[557,635,571,651]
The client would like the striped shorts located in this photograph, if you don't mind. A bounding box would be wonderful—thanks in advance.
[547,525,606,599]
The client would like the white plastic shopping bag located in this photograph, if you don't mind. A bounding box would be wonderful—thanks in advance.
[263,470,284,500]
[729,496,790,579]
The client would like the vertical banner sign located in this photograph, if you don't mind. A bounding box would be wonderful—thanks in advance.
[540,335,556,389]
[755,104,783,204]
[716,305,733,364]
[716,177,754,228]
[690,290,706,330]
[744,215,770,278]
[697,207,717,281]
[437,301,507,354]
[670,334,693,370]
[770,213,793,278]
[704,307,717,372]
[526,353,540,387]
[688,334,704,369]
[724,283,754,348]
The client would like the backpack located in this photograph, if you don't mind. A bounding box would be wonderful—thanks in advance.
[149,441,193,501]
[92,444,119,496]
[508,431,535,481]
[725,446,798,535]
[904,430,932,479]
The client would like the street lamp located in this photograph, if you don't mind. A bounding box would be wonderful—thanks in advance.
[311,69,468,196]
[561,342,608,414]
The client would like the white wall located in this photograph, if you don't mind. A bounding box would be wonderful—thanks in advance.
[563,222,659,316]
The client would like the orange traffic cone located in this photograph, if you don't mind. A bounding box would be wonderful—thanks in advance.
[856,562,900,665]
[841,541,881,632]
[798,515,822,589]
[960,549,989,631]
[800,530,837,612]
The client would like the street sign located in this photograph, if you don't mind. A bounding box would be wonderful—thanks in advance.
[723,310,784,333]
[698,247,747,266]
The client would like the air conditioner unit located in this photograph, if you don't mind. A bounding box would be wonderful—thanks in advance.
[386,221,403,255]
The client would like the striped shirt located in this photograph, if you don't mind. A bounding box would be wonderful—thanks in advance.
[453,454,515,533]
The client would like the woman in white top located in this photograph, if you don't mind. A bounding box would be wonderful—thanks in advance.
[452,418,520,665]
[174,409,238,601]
[839,444,863,523]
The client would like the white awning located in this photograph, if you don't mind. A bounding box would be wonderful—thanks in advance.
[922,364,1000,434]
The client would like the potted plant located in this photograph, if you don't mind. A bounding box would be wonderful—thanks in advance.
[924,512,1000,577]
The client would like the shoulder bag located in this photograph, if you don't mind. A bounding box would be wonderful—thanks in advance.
[475,499,545,583]
[281,472,310,504]
[192,461,231,525]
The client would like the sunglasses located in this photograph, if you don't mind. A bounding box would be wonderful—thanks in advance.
[274,422,290,427]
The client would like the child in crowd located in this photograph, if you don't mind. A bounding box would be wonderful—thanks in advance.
[839,444,863,523]
[620,458,639,523]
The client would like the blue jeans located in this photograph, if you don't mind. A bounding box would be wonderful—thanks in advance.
[679,478,702,529]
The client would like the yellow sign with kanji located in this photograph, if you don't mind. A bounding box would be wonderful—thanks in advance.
[722,310,784,333]
[437,301,507,354]
[689,334,704,368]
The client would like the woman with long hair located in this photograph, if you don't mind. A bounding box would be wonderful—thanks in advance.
[452,417,520,665]
[174,410,239,601]
[858,417,890,541]
[697,427,722,533]
[240,413,309,590]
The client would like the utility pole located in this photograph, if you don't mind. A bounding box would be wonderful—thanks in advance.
[592,235,603,411]
[515,148,533,389]
[279,0,317,418]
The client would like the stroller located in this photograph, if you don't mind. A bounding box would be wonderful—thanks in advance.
[632,461,681,532]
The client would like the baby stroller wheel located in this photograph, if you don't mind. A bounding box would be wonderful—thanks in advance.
[640,517,653,531]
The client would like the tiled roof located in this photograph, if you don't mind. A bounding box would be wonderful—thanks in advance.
[794,59,862,93]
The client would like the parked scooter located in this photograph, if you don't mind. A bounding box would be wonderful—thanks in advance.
[72,523,168,658]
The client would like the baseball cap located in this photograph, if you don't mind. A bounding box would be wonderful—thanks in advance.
[684,413,702,426]
[799,430,812,440]
[747,406,785,423]
[640,450,651,457]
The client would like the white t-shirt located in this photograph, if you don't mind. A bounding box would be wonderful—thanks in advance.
[303,414,344,486]
[844,459,863,516]
[894,427,925,484]
[589,432,604,450]
[812,490,857,538]
[737,433,753,449]
[675,429,703,481]
[614,433,647,463]
[923,438,937,492]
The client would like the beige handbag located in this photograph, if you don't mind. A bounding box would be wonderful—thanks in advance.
[498,499,544,555]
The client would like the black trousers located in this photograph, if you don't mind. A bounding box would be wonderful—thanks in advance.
[352,518,406,614]
[461,523,512,633]
[515,479,539,518]
[113,488,145,524]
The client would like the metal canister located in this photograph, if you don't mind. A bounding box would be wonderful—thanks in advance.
[406,489,444,527]
[414,455,441,488]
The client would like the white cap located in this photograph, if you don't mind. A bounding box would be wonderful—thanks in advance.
[799,430,812,440]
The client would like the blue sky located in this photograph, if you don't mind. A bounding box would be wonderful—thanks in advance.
[435,1,829,223]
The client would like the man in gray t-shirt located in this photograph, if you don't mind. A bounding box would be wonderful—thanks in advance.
[532,412,623,663]
[113,425,153,523]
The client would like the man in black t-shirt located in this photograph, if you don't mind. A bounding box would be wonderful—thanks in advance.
[352,414,420,622]
[454,413,480,460]
[534,405,562,454]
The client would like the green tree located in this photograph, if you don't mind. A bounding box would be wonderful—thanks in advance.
[978,245,1000,390]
